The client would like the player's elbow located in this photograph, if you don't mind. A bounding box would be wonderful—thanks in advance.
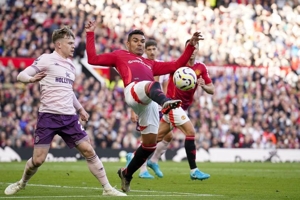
[87,58,96,65]
[87,59,101,66]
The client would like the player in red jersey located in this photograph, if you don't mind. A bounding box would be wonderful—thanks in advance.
[85,21,204,192]
[147,39,214,180]
[127,39,169,179]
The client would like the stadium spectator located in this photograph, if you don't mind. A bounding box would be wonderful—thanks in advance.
[0,0,299,151]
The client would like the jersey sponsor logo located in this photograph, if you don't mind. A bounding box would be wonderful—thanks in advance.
[128,59,152,70]
[55,77,74,85]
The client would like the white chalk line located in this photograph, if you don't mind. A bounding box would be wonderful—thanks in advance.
[0,182,223,198]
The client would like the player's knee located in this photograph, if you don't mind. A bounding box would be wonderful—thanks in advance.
[157,134,164,143]
[185,130,196,137]
[144,82,151,95]
[33,157,45,167]
[80,146,95,158]
[145,81,160,96]
[164,132,173,142]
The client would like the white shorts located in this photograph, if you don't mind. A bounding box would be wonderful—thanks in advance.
[162,107,189,128]
[124,81,159,134]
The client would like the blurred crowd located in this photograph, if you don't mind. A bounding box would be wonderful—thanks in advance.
[1,62,300,149]
[0,0,300,150]
[0,0,300,71]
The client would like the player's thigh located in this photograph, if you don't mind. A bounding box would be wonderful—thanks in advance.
[177,120,196,136]
[124,81,152,107]
[34,113,58,147]
[163,132,173,142]
[157,121,172,142]
[59,115,89,149]
[141,133,157,145]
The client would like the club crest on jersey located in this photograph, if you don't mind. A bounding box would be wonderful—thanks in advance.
[35,136,39,143]
[195,69,201,76]
[181,115,186,120]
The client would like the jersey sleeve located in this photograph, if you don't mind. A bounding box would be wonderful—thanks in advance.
[86,32,117,66]
[31,54,48,72]
[152,44,195,76]
[200,64,212,84]
[17,55,48,83]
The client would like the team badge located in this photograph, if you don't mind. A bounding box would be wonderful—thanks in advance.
[181,115,186,120]
[195,69,201,76]
[35,135,39,143]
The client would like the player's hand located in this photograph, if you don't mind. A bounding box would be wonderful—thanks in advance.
[78,108,90,121]
[29,72,46,83]
[197,77,205,87]
[85,21,96,32]
[131,111,138,123]
[188,32,204,46]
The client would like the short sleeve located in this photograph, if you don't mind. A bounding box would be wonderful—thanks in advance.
[31,54,48,72]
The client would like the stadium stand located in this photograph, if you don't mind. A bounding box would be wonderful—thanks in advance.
[0,0,299,149]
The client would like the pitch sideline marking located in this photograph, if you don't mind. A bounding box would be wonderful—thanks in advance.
[0,182,222,197]
[0,194,219,199]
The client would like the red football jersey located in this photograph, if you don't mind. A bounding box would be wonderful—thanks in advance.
[167,62,212,110]
[86,32,195,87]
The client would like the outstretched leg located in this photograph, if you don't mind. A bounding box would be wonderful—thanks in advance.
[145,82,182,114]
[77,141,126,196]
[125,151,154,179]
[4,147,49,195]
[118,134,157,192]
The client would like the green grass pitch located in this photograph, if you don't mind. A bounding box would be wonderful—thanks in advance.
[0,161,299,200]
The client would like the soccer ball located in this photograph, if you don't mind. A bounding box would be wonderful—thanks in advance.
[173,67,197,91]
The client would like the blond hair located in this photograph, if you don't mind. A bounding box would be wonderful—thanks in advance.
[52,26,75,43]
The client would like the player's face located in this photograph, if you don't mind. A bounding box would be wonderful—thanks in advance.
[59,36,75,58]
[127,34,145,56]
[145,45,158,60]
[190,43,199,60]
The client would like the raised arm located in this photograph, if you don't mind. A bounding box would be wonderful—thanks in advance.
[152,44,195,76]
[152,32,204,76]
[85,21,117,66]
